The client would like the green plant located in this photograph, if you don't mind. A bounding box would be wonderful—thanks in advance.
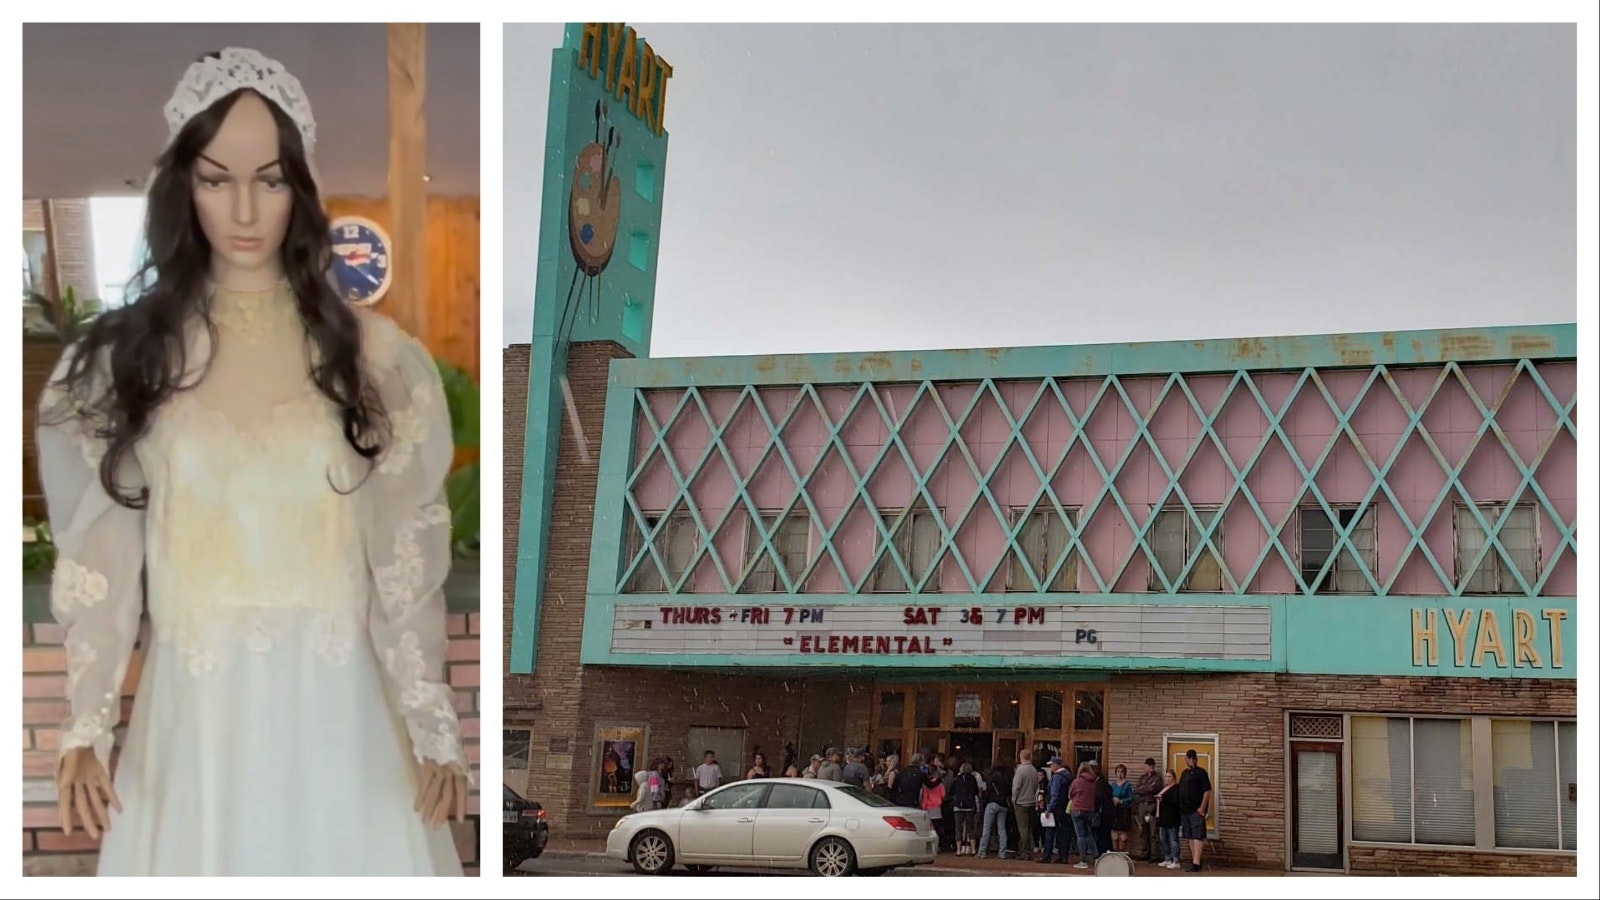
[28,285,99,342]
[436,359,480,560]
[24,519,56,574]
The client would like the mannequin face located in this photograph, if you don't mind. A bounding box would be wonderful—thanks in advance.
[191,91,292,289]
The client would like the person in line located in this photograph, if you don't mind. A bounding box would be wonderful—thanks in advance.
[1010,750,1039,861]
[892,753,927,810]
[1090,760,1114,859]
[950,762,982,855]
[842,749,871,788]
[978,760,1012,859]
[1067,761,1099,869]
[920,760,948,852]
[1133,757,1164,862]
[745,752,770,780]
[818,747,844,782]
[1109,764,1135,852]
[1155,768,1183,868]
[629,770,653,813]
[694,750,723,795]
[1178,749,1213,872]
[1039,757,1072,864]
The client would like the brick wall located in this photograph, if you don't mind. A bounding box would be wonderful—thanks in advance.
[1106,672,1577,875]
[21,612,483,876]
[502,343,530,691]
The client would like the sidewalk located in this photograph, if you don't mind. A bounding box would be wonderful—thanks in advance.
[541,837,1320,877]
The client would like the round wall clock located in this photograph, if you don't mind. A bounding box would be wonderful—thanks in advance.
[328,215,393,306]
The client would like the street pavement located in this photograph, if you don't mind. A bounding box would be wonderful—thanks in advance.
[511,850,988,877]
[508,847,1307,878]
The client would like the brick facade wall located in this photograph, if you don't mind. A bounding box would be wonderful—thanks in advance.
[21,612,483,876]
[1106,672,1576,875]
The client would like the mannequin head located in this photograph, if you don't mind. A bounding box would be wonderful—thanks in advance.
[49,51,386,507]
[188,91,294,287]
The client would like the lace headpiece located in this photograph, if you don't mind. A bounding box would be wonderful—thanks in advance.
[163,47,317,154]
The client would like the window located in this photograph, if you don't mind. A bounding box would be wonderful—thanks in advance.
[1074,690,1105,731]
[1149,507,1226,591]
[700,783,769,810]
[1034,690,1064,731]
[871,503,943,592]
[89,196,147,308]
[877,691,906,730]
[1299,506,1376,593]
[742,511,810,592]
[1007,507,1079,591]
[1456,502,1540,594]
[914,690,941,728]
[503,729,532,770]
[991,691,1020,730]
[765,784,830,809]
[625,510,697,592]
[1491,720,1576,850]
[1351,716,1475,846]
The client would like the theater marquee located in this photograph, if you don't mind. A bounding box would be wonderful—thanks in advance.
[605,602,1272,662]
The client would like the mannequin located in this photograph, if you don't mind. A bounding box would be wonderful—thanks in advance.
[38,48,468,875]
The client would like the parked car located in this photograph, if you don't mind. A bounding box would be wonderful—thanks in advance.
[605,778,936,876]
[504,784,549,869]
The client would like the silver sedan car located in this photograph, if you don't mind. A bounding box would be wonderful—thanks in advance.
[605,778,938,876]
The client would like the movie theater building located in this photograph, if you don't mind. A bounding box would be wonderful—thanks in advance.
[504,25,1575,877]
[507,317,1577,876]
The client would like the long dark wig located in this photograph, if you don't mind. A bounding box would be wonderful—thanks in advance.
[47,76,386,508]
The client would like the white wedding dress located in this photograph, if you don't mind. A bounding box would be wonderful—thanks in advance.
[38,284,467,876]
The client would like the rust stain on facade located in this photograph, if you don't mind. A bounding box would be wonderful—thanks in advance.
[754,356,777,373]
[1440,334,1497,359]
[910,358,923,375]
[984,348,1001,362]
[858,353,892,375]
[833,357,855,377]
[1509,334,1554,356]
[1331,336,1374,366]
[1411,339,1424,357]
[1229,338,1268,362]
[1381,333,1395,352]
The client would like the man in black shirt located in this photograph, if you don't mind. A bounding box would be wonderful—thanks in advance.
[1177,749,1213,872]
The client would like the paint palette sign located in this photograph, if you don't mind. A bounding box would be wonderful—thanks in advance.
[608,602,1272,662]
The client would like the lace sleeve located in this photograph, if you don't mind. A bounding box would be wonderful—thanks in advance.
[360,316,469,778]
[35,345,147,772]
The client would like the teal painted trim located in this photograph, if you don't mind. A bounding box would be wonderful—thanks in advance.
[1285,595,1576,679]
[579,592,1286,671]
[586,374,641,594]
[510,44,579,675]
[608,323,1577,389]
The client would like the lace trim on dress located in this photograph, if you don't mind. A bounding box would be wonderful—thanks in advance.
[52,558,110,616]
[383,632,468,775]
[378,382,436,476]
[164,608,362,677]
[373,503,451,619]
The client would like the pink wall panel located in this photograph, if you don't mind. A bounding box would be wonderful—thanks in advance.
[628,361,1576,596]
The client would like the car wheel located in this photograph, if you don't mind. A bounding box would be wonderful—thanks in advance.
[629,830,675,875]
[686,864,715,874]
[809,836,857,877]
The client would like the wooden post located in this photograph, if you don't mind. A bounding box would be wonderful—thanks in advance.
[387,23,428,339]
[38,200,60,301]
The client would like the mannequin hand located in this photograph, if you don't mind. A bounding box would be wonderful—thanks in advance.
[56,747,121,840]
[414,760,469,829]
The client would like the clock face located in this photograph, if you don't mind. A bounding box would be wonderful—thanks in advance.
[329,216,393,306]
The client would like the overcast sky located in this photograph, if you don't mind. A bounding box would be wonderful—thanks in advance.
[503,23,1576,357]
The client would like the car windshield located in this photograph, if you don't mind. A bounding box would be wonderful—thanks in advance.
[835,785,894,808]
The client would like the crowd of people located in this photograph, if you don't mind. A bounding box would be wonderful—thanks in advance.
[626,743,1215,873]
